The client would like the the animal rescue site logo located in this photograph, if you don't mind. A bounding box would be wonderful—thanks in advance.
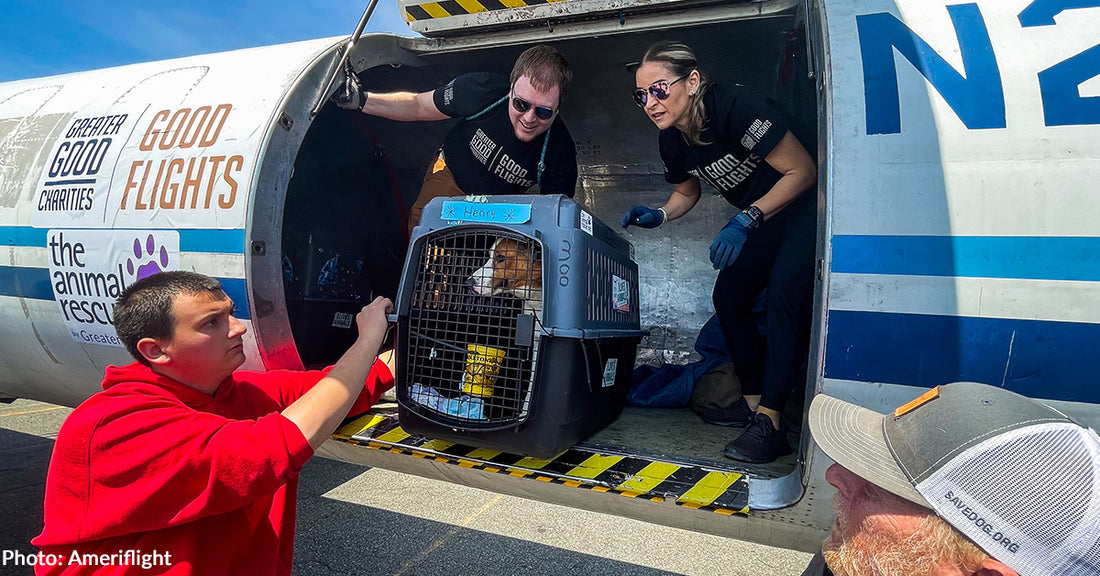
[47,229,180,346]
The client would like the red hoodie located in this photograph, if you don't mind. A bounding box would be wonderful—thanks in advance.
[32,360,392,575]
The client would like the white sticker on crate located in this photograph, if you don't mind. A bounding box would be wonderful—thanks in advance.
[580,210,593,235]
[602,358,618,388]
[332,312,353,329]
[612,275,631,312]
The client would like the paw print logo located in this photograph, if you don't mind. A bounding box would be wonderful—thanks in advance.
[126,234,169,281]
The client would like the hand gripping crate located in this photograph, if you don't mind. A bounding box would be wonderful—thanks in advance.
[394,194,645,458]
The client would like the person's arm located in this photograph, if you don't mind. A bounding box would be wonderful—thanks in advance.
[708,131,816,270]
[359,91,449,122]
[622,177,701,228]
[750,131,817,219]
[623,128,702,229]
[659,176,702,222]
[281,296,393,449]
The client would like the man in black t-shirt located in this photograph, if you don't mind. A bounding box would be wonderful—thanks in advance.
[334,45,577,233]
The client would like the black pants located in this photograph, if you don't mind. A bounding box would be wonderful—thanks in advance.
[712,192,816,413]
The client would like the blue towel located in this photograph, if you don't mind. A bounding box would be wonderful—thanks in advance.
[409,384,485,420]
[626,314,732,407]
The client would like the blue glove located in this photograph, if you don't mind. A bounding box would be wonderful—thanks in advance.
[621,205,664,229]
[709,217,751,269]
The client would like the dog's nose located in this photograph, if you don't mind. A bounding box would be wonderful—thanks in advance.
[466,275,487,294]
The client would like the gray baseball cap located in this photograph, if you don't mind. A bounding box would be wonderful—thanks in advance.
[809,382,1100,576]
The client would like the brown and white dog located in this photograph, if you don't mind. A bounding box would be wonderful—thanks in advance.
[467,237,543,314]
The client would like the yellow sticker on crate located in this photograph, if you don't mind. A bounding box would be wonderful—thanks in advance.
[462,344,506,397]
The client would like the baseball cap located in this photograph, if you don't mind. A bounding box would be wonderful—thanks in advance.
[808,381,1100,576]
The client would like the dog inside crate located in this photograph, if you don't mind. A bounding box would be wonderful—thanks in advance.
[405,230,543,427]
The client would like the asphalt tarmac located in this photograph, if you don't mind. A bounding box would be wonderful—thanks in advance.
[0,399,811,575]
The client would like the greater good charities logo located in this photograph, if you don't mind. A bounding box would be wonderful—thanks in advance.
[48,229,180,346]
[31,102,251,232]
[31,113,133,228]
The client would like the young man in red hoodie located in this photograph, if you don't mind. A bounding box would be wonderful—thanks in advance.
[32,270,394,575]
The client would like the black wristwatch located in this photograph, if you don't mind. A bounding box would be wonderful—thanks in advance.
[734,205,764,229]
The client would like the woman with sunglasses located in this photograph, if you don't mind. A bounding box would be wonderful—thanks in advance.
[623,40,817,464]
[334,45,577,235]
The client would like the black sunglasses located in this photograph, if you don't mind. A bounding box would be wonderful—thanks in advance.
[511,95,556,121]
[633,74,690,107]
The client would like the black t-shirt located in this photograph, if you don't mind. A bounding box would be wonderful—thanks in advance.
[659,82,791,208]
[800,552,833,576]
[433,72,577,197]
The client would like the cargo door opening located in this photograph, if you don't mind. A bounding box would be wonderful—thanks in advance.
[280,103,409,368]
[294,5,821,499]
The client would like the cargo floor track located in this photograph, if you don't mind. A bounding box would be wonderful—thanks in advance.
[331,405,799,516]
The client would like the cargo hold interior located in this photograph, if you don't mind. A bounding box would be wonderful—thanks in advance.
[280,10,818,477]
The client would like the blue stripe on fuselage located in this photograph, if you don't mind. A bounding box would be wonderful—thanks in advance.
[1,226,246,254]
[832,235,1100,281]
[0,266,250,320]
[0,225,249,318]
[825,309,1099,404]
[0,266,53,301]
[218,278,250,320]
[1,227,48,247]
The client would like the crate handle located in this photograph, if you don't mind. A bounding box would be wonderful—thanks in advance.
[579,339,605,394]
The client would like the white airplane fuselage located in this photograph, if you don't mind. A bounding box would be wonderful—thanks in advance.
[1,0,1097,553]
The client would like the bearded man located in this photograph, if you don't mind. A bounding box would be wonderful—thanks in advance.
[804,381,1100,576]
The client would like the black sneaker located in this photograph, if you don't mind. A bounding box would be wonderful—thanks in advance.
[723,413,793,463]
[698,397,755,427]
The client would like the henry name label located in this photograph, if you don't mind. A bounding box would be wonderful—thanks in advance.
[440,201,531,225]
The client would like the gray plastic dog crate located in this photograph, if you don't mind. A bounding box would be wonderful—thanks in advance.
[394,194,645,458]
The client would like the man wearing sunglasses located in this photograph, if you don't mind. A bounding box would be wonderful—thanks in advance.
[334,45,577,234]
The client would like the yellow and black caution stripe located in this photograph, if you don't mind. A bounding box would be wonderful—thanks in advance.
[404,0,567,22]
[334,412,749,515]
